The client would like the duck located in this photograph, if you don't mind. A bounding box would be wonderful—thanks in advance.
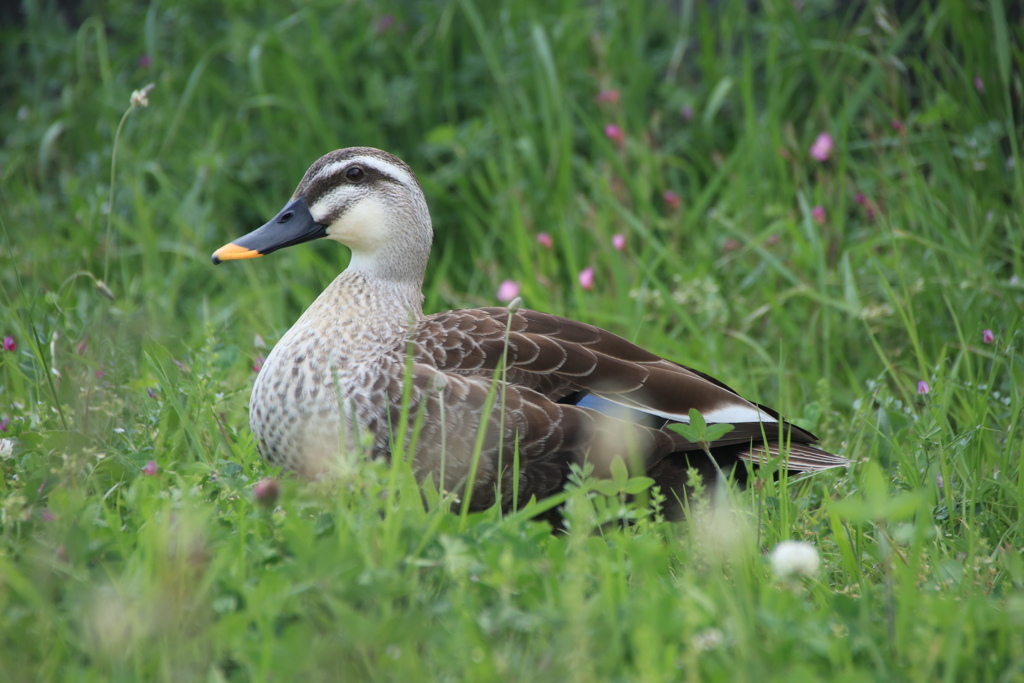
[212,147,848,518]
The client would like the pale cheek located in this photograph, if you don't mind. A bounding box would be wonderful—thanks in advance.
[324,197,389,252]
[326,224,384,250]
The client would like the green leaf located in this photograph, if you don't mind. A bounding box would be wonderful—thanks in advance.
[702,76,734,127]
[622,477,655,495]
[704,423,735,442]
[609,456,628,488]
[668,423,699,442]
[688,408,708,433]
[592,480,621,497]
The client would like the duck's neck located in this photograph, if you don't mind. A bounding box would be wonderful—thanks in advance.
[295,268,424,350]
[340,211,432,287]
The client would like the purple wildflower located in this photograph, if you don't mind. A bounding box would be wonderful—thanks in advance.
[810,132,834,162]
[375,14,395,34]
[578,267,595,291]
[604,124,625,146]
[254,478,281,508]
[496,280,520,303]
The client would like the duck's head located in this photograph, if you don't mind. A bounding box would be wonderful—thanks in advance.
[212,147,433,282]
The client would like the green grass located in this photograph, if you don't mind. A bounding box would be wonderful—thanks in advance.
[1,0,1023,680]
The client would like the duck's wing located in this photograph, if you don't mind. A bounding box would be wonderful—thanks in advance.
[379,359,682,511]
[411,307,848,473]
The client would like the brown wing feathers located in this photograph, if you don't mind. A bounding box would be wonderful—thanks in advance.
[412,306,847,483]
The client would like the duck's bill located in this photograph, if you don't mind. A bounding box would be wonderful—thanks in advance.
[212,196,328,264]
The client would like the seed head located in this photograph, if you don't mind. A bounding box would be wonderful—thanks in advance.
[770,540,820,579]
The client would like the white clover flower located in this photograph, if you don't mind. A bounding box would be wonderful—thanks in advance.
[770,540,820,579]
[692,627,724,652]
[130,83,156,108]
[0,438,14,460]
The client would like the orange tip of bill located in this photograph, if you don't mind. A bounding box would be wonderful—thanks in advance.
[212,243,262,263]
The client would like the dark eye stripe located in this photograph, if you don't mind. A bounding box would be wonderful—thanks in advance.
[304,168,379,208]
[297,154,418,207]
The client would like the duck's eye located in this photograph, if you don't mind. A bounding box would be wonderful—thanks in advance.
[346,166,366,182]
